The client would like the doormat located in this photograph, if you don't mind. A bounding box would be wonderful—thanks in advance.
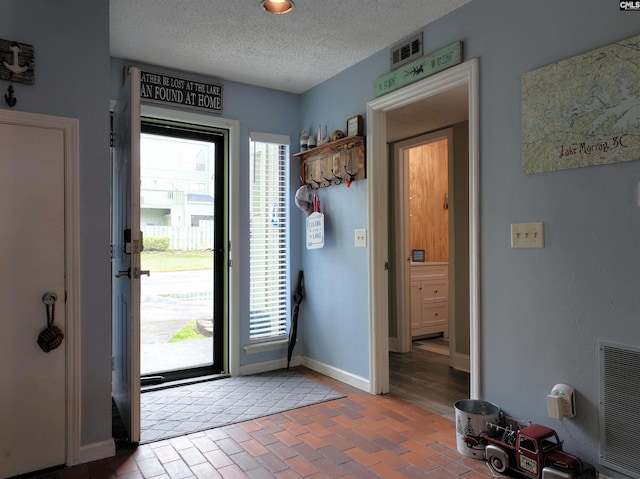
[140,369,345,444]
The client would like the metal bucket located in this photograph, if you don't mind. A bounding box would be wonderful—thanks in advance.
[454,399,500,459]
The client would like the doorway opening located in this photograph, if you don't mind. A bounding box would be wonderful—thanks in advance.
[111,70,240,446]
[388,127,471,416]
[391,131,454,351]
[139,118,226,384]
[111,114,230,447]
[405,133,452,353]
[367,58,479,399]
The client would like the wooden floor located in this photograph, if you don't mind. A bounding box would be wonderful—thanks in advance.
[27,343,480,479]
[389,339,470,421]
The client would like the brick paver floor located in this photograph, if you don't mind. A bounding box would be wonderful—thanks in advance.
[30,368,499,479]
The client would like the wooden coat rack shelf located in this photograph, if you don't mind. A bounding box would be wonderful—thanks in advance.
[294,136,366,189]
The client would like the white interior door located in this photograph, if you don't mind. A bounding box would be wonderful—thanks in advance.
[0,122,66,476]
[112,66,141,443]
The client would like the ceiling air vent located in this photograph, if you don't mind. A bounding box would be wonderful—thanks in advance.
[390,33,423,71]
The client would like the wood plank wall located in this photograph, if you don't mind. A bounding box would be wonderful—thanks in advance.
[408,139,449,262]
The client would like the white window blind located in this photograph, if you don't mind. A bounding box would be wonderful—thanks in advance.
[249,134,289,341]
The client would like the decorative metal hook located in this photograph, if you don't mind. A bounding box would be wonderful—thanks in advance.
[309,174,321,188]
[331,168,343,185]
[321,170,333,187]
[4,84,17,107]
[345,165,357,183]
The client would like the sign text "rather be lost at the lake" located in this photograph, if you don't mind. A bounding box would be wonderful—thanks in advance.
[140,71,223,113]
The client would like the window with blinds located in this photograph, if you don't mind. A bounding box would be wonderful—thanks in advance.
[249,134,289,341]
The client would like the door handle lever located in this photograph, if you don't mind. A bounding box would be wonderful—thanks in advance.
[115,268,131,279]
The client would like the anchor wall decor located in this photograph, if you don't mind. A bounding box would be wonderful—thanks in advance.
[1,38,35,108]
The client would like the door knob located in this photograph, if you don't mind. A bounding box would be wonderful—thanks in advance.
[38,291,63,352]
[134,268,150,278]
[42,291,58,305]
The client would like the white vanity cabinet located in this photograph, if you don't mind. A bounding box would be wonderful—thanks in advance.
[410,262,449,338]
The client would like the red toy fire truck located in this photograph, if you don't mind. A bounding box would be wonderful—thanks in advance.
[469,423,598,479]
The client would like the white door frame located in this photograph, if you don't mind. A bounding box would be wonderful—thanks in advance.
[367,58,480,398]
[0,109,82,465]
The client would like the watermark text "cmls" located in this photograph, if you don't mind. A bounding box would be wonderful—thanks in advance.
[620,1,640,10]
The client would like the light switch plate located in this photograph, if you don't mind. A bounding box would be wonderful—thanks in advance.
[511,222,544,248]
[355,229,367,248]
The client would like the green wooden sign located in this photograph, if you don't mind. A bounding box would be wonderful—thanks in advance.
[374,42,462,97]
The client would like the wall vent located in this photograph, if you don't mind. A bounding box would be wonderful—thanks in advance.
[389,33,423,71]
[600,341,640,479]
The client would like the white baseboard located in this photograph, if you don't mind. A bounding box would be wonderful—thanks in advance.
[237,355,369,393]
[76,438,115,465]
[452,352,470,373]
[238,355,302,376]
[302,357,370,393]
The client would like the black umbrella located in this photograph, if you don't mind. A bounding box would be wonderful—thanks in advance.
[287,271,305,369]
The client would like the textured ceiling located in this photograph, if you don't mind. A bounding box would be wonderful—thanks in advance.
[110,0,473,94]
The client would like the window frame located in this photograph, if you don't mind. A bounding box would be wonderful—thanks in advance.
[248,132,291,344]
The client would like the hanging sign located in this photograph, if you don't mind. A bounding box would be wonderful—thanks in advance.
[306,212,325,249]
[374,41,462,97]
[140,70,223,113]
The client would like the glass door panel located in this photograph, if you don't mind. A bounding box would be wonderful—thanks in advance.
[139,121,224,380]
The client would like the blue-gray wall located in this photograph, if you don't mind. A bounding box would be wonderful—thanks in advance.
[1,0,112,446]
[4,0,640,474]
[298,58,379,380]
[299,0,640,471]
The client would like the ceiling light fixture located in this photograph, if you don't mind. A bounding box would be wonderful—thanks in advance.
[261,0,294,14]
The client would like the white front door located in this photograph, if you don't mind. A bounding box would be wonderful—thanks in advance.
[112,66,142,443]
[0,120,66,476]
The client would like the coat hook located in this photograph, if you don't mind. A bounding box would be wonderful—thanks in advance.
[345,165,357,182]
[344,165,357,188]
[331,168,343,185]
[321,170,333,187]
[309,174,321,188]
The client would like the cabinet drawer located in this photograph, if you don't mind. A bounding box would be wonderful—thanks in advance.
[411,263,448,281]
[420,279,448,302]
[421,303,448,326]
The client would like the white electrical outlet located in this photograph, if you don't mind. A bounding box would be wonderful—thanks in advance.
[511,222,544,248]
[355,229,367,248]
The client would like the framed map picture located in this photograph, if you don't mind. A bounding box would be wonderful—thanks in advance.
[522,34,640,174]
